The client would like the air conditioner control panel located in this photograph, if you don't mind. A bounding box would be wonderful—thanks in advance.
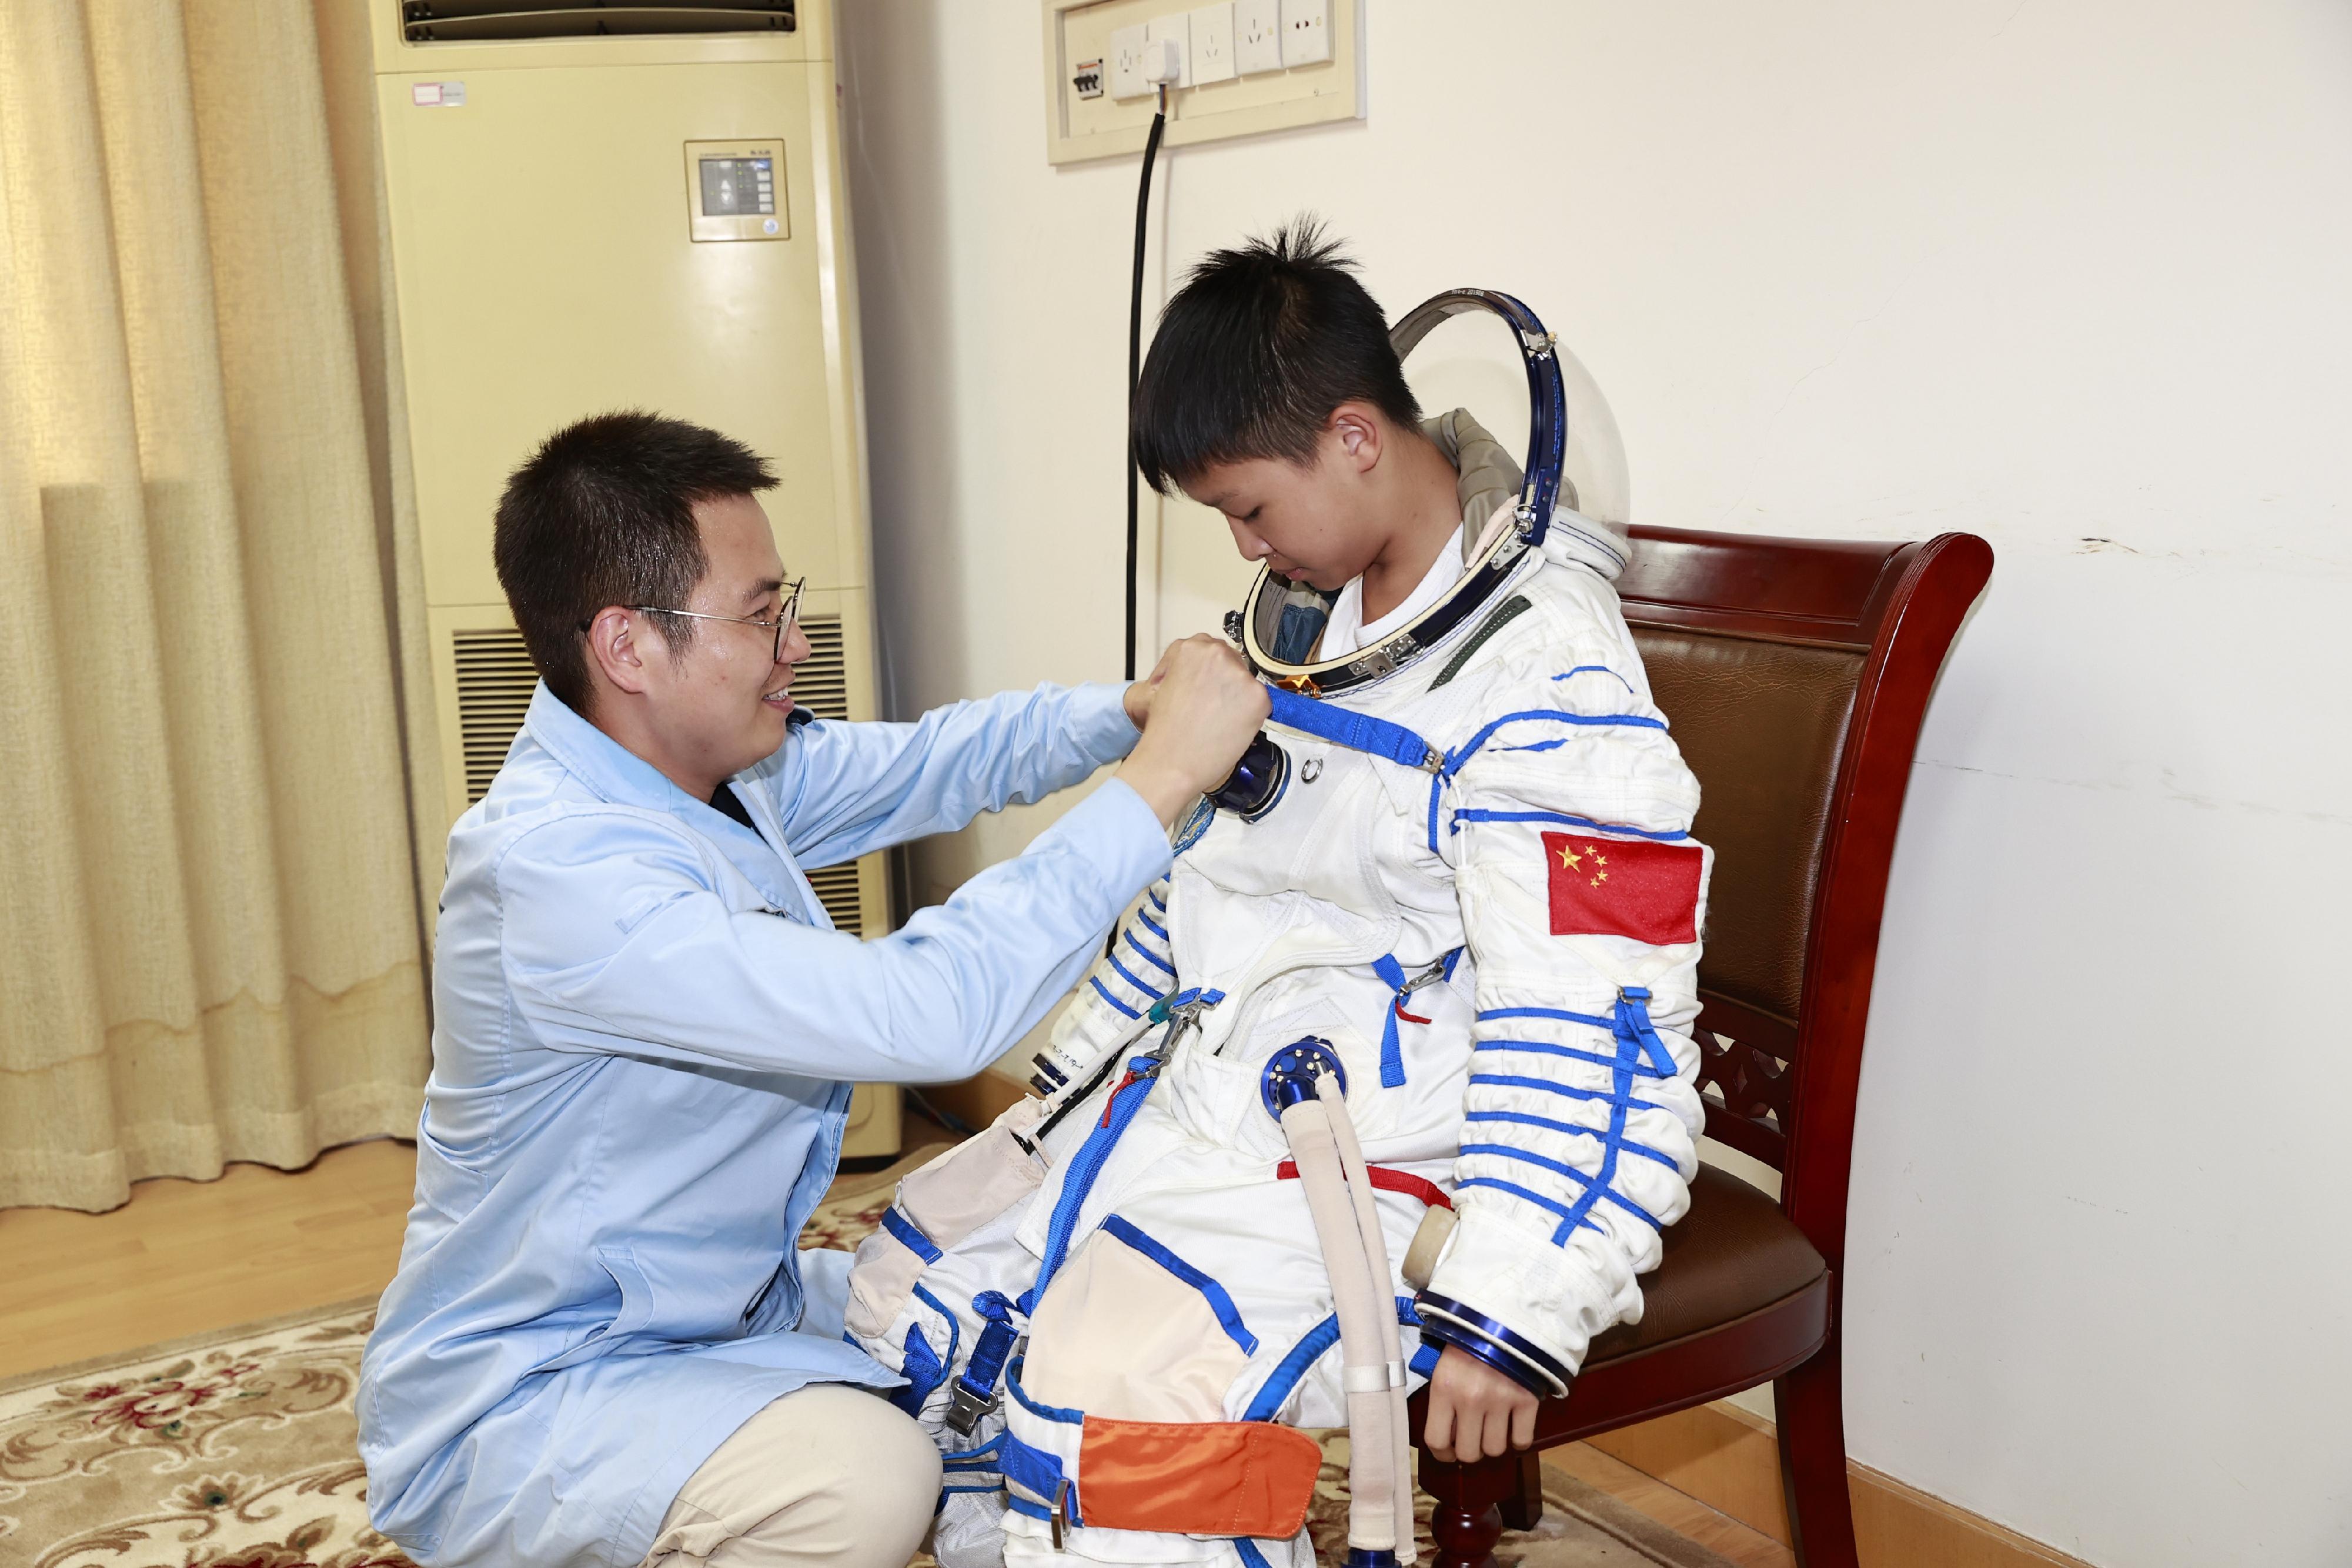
[685,138,789,242]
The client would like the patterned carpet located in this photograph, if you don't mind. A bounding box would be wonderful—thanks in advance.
[0,1152,1732,1567]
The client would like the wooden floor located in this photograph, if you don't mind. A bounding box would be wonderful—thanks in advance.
[0,1132,1788,1567]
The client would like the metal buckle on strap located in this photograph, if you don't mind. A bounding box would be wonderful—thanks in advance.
[1050,1478,1074,1549]
[1145,991,1219,1062]
[943,1380,997,1437]
[1400,957,1454,996]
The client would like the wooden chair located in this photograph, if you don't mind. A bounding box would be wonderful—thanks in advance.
[1411,524,1995,1568]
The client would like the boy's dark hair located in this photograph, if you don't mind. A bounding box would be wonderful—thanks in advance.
[493,410,776,715]
[1132,218,1421,493]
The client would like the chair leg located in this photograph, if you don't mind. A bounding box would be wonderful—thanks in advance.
[1773,1323,1861,1568]
[1498,1447,1545,1532]
[1418,1446,1517,1568]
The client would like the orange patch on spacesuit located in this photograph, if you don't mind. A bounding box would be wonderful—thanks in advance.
[1075,1416,1322,1538]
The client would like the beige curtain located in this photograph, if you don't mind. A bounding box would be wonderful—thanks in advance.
[0,0,442,1211]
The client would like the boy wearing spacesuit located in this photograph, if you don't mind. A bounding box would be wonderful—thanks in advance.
[846,224,1712,1567]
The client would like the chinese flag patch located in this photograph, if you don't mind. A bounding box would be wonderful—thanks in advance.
[1544,831,1702,944]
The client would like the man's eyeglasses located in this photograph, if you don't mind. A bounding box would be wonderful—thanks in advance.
[584,577,805,665]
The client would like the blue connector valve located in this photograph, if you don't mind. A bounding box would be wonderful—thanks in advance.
[1344,1552,1399,1568]
[1259,1037,1347,1119]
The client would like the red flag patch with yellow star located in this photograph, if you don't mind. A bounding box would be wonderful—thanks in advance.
[1543,831,1702,944]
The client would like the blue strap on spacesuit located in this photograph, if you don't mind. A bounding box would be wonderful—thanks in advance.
[1369,947,1463,1088]
[890,1282,961,1416]
[1538,987,1675,1246]
[943,1289,1022,1435]
[1264,687,1442,773]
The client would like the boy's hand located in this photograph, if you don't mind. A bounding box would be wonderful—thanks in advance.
[1422,1345,1540,1463]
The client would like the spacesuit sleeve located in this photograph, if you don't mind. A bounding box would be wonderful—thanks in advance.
[1025,875,1178,1095]
[1420,660,1711,1392]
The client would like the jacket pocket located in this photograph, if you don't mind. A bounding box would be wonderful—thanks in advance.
[529,1245,659,1373]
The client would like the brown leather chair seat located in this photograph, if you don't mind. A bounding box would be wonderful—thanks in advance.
[1581,1164,1825,1368]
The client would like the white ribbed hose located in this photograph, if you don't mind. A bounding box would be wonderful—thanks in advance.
[1316,1075,1417,1565]
[1279,1098,1399,1556]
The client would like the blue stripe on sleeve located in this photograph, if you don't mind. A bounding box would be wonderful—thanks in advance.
[1462,1108,1681,1170]
[1448,808,1692,842]
[1122,930,1177,977]
[1475,1038,1676,1077]
[1480,1005,1614,1029]
[1468,1072,1672,1112]
[1458,1142,1664,1229]
[1457,1175,1604,1235]
[1087,975,1141,1019]
[1103,950,1168,1002]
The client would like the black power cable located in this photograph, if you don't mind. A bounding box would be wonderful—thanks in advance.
[1123,91,1168,681]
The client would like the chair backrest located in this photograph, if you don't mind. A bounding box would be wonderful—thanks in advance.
[1618,525,1991,1275]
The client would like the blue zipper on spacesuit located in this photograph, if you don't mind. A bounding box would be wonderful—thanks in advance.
[1025,988,1222,1311]
[1027,1058,1160,1309]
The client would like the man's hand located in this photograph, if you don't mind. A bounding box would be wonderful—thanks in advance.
[1422,1345,1540,1464]
[1121,640,1182,730]
[1115,636,1268,828]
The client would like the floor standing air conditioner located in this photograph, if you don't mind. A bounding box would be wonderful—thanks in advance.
[370,0,900,1156]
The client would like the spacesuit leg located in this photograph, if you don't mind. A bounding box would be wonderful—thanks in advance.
[844,1098,1059,1567]
[998,1163,1443,1568]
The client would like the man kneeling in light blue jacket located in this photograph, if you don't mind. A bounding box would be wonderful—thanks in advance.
[359,412,1267,1568]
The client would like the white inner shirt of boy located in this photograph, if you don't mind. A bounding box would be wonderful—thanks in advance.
[1314,523,1466,660]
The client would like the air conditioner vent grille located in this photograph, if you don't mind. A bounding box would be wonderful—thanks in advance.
[804,862,866,934]
[452,613,851,802]
[452,630,540,804]
[403,1,794,43]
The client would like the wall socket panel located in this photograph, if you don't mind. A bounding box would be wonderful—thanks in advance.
[1040,0,1362,166]
[1234,0,1281,75]
[1190,3,1236,84]
[1279,0,1331,66]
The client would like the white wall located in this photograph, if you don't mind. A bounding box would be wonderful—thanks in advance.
[836,4,2352,1564]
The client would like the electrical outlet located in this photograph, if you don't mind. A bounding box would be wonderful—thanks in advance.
[1280,0,1331,67]
[1145,15,1192,89]
[1107,23,1151,100]
[1190,4,1236,85]
[1234,0,1282,75]
[1073,58,1104,99]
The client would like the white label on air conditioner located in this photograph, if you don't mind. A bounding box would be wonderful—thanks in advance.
[412,81,466,108]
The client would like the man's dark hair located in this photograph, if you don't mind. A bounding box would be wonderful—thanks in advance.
[1131,218,1421,494]
[493,410,776,715]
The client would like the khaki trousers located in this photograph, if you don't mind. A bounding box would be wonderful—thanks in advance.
[637,1383,942,1567]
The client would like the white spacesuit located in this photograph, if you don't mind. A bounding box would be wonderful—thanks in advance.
[846,299,1712,1568]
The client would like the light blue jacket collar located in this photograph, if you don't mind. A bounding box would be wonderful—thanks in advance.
[521,682,807,914]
